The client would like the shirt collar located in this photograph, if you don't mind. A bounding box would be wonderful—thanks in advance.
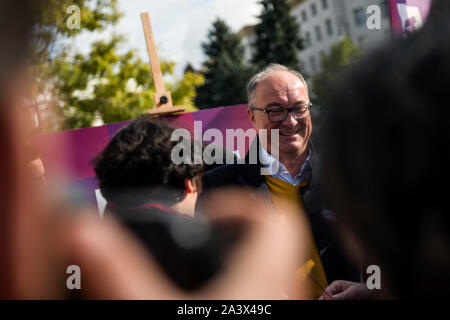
[259,145,311,178]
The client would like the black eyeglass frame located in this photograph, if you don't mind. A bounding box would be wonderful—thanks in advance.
[249,102,313,122]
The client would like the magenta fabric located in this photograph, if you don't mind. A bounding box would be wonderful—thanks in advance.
[33,104,254,206]
[34,125,110,181]
[390,0,432,37]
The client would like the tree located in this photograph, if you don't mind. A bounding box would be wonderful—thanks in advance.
[46,36,203,130]
[195,18,251,109]
[251,0,304,71]
[32,0,122,67]
[34,1,204,131]
[311,37,362,118]
[184,63,195,74]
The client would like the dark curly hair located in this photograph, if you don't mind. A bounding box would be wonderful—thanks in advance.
[93,116,204,207]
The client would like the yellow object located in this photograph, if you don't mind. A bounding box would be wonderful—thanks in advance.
[296,259,315,282]
[265,176,328,299]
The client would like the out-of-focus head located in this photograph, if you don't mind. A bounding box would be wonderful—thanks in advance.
[247,64,312,158]
[322,14,450,298]
[0,0,43,138]
[0,0,53,299]
[0,0,44,96]
[94,116,204,215]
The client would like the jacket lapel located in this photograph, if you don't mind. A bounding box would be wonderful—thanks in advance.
[237,136,266,187]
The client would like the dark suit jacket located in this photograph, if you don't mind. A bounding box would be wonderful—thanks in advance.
[198,138,360,284]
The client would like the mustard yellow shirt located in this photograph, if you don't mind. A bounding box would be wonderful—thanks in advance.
[265,175,328,299]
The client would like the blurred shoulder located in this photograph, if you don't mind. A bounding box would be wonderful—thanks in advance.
[201,163,241,190]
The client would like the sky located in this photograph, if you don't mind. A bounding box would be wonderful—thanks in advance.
[109,0,261,76]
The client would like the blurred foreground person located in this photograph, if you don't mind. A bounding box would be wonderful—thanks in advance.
[0,0,307,299]
[68,188,308,299]
[0,0,53,299]
[320,13,450,299]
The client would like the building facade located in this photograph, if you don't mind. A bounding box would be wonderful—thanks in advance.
[239,0,392,76]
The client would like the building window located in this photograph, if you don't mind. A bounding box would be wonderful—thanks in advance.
[301,10,307,22]
[353,7,366,26]
[310,55,317,74]
[380,0,389,20]
[325,19,333,36]
[321,0,328,10]
[304,31,311,47]
[311,3,317,16]
[315,25,322,42]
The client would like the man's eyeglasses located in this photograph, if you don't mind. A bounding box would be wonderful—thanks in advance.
[249,103,312,122]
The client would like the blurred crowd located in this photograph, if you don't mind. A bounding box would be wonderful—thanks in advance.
[1,0,449,299]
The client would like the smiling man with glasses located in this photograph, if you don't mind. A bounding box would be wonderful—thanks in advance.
[247,65,313,184]
[198,64,360,299]
[249,103,312,122]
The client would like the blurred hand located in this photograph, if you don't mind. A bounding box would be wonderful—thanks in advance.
[194,188,309,299]
[71,187,308,299]
[319,280,373,300]
[56,188,309,299]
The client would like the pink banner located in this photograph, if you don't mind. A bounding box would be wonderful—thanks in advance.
[390,0,432,37]
[33,104,254,211]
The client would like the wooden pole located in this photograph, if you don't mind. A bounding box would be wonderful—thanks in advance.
[140,12,185,115]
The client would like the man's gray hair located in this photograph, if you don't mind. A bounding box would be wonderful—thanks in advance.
[247,63,308,106]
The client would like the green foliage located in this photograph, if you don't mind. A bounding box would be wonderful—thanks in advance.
[195,18,251,109]
[311,37,362,114]
[47,36,203,130]
[251,0,304,71]
[32,0,122,64]
[35,1,204,131]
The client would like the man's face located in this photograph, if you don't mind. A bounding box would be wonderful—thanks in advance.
[248,71,312,158]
